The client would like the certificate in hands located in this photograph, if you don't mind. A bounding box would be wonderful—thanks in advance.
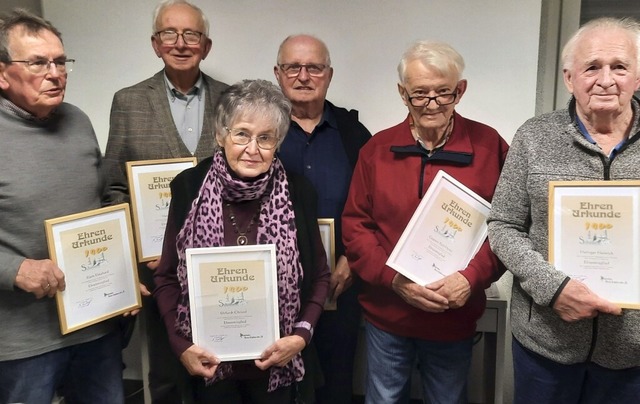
[45,204,141,334]
[549,180,640,309]
[386,170,491,286]
[126,157,197,262]
[186,245,280,361]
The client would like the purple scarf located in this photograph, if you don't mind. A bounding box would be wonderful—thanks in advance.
[174,151,305,391]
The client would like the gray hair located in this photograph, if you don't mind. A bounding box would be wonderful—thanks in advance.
[562,17,640,74]
[0,8,62,63]
[213,79,292,149]
[276,34,331,66]
[152,0,209,36]
[397,40,465,84]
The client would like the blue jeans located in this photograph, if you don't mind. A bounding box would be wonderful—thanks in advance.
[0,332,124,404]
[513,338,640,404]
[364,321,472,404]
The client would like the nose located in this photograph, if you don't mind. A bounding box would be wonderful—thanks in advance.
[424,98,440,109]
[46,62,62,78]
[174,34,187,48]
[244,138,259,154]
[597,66,614,87]
[297,66,310,80]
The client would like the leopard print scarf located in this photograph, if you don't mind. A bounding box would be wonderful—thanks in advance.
[174,150,305,391]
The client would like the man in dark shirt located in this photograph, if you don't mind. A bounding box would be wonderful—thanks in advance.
[274,34,371,404]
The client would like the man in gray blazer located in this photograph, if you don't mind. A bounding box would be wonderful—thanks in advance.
[103,1,228,402]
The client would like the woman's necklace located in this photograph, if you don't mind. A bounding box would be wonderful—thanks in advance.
[226,202,261,245]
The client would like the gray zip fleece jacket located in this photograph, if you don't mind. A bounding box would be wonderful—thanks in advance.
[488,97,640,369]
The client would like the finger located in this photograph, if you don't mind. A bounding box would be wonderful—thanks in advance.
[139,283,151,296]
[328,282,339,300]
[423,289,449,305]
[597,300,622,316]
[333,282,344,300]
[53,270,66,291]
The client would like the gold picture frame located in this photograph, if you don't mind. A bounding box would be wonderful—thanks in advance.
[318,218,337,310]
[126,157,197,262]
[45,203,141,334]
[548,180,640,309]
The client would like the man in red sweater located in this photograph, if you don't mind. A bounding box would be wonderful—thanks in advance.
[342,40,508,403]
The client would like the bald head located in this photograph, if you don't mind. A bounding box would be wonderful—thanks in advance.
[274,34,333,113]
[276,34,331,66]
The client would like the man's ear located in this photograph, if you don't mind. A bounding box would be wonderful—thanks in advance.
[201,37,212,60]
[151,35,162,58]
[397,83,408,107]
[563,69,574,94]
[0,64,10,90]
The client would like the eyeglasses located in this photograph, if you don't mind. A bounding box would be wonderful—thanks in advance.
[225,127,279,150]
[407,92,458,108]
[155,30,203,45]
[278,63,328,78]
[8,58,74,75]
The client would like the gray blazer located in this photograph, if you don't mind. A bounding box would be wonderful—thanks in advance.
[103,70,228,204]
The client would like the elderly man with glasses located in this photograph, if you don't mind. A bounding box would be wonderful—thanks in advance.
[0,9,126,403]
[103,0,228,402]
[342,40,508,404]
[274,34,371,404]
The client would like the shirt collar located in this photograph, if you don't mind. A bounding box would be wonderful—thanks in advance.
[163,73,203,101]
[0,94,54,121]
[290,101,337,134]
[573,99,638,158]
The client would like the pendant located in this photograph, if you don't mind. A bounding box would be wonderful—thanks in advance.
[237,235,248,245]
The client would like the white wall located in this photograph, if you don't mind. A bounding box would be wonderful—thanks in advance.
[42,0,541,151]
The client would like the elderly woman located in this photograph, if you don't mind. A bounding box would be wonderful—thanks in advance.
[488,17,640,403]
[342,40,508,403]
[153,79,330,403]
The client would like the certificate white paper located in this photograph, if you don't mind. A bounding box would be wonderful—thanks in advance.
[127,158,197,262]
[387,170,491,285]
[549,180,640,308]
[45,204,141,334]
[186,245,279,361]
[318,218,337,310]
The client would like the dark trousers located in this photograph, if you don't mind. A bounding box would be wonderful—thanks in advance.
[194,375,293,404]
[513,337,640,404]
[314,284,362,404]
[140,264,194,404]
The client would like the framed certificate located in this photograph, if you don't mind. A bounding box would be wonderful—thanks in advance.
[549,180,640,308]
[45,203,142,334]
[186,245,280,361]
[387,170,491,285]
[318,218,337,310]
[126,157,197,262]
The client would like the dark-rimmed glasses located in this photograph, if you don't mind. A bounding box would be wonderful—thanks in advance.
[278,63,328,78]
[155,30,203,45]
[407,92,458,108]
[8,58,74,75]
[225,127,279,150]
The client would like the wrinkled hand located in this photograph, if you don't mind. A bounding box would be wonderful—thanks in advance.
[122,282,152,317]
[255,335,305,370]
[329,255,353,301]
[15,259,66,298]
[391,273,449,312]
[180,345,220,378]
[553,279,622,322]
[428,272,471,309]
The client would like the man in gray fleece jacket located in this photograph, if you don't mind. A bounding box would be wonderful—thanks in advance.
[488,17,640,404]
